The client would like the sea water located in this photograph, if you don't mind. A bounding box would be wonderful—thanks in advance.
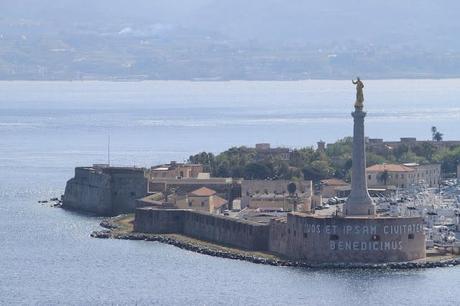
[0,80,459,305]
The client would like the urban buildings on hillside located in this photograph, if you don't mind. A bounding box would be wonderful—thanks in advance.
[150,161,203,179]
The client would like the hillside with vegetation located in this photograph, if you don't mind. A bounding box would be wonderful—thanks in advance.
[188,138,460,182]
[2,1,460,80]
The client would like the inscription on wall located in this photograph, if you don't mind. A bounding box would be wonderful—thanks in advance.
[301,222,424,252]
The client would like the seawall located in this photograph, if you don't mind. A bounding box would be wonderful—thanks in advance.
[135,208,426,263]
[134,208,269,251]
[269,213,426,263]
[94,214,459,269]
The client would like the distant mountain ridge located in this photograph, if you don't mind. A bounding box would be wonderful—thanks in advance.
[1,0,460,80]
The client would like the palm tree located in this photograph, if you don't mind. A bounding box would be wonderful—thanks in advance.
[433,131,443,142]
[431,126,444,141]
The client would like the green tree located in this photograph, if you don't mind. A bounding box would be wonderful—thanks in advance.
[432,126,443,142]
[434,147,460,174]
[413,142,436,162]
[188,152,215,172]
[367,152,387,167]
[216,161,230,177]
[433,132,443,142]
[302,160,333,181]
[244,162,272,179]
[393,144,409,161]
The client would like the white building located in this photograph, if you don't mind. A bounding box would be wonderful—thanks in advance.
[366,163,441,189]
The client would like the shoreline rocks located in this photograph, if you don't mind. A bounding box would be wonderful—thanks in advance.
[90,228,460,270]
[99,219,119,230]
[38,196,63,208]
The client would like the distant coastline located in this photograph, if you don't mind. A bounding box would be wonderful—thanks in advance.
[3,76,460,82]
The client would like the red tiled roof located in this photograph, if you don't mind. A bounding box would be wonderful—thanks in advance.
[189,187,216,197]
[212,196,228,209]
[367,164,415,173]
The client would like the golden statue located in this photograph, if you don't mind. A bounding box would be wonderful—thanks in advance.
[352,77,364,109]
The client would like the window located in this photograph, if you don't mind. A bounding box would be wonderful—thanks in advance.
[201,201,205,207]
[330,234,339,240]
[368,175,371,180]
[408,234,415,240]
[303,233,308,239]
[188,201,192,207]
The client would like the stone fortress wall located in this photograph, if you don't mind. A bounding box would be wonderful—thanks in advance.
[134,208,270,251]
[269,214,426,263]
[108,167,149,214]
[63,166,148,215]
[134,207,426,263]
[63,167,112,215]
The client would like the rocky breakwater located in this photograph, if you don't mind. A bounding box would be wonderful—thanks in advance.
[91,215,460,270]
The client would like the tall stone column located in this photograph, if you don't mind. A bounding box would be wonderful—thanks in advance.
[344,109,376,216]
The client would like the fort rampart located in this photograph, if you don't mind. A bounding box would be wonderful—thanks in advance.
[63,166,148,215]
[134,208,269,251]
[269,213,426,263]
[134,208,426,263]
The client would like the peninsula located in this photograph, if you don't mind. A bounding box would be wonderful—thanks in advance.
[62,80,460,266]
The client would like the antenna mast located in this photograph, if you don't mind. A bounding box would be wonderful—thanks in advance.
[107,134,111,166]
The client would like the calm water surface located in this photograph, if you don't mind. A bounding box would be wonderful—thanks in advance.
[0,80,459,305]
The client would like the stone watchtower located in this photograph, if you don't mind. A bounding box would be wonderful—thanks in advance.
[344,78,376,216]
